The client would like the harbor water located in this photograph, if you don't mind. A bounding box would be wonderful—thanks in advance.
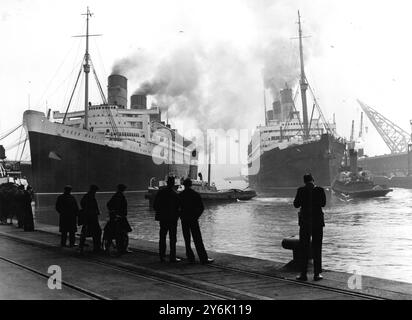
[34,188,412,284]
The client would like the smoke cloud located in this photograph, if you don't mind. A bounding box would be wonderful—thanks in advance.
[261,38,300,99]
[110,0,324,131]
[111,42,261,131]
[111,51,154,77]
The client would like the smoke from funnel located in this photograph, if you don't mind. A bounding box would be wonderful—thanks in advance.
[262,38,300,99]
[134,48,200,97]
[109,3,322,131]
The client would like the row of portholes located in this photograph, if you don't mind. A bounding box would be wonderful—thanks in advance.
[61,128,101,141]
[62,129,81,137]
[91,120,127,125]
[121,132,144,138]
[104,129,145,139]
[89,106,116,110]
[122,143,149,154]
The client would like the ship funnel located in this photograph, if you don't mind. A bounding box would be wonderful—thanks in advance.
[130,94,147,110]
[280,87,293,121]
[108,74,128,109]
[349,149,358,174]
[280,87,293,104]
[272,100,281,119]
[266,110,274,121]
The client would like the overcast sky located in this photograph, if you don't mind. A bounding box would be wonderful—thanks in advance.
[1,0,412,166]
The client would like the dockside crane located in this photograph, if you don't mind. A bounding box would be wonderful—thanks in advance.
[359,112,363,139]
[350,120,355,143]
[357,100,410,154]
[345,119,356,151]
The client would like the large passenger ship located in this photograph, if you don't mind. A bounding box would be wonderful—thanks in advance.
[248,12,346,194]
[23,9,197,193]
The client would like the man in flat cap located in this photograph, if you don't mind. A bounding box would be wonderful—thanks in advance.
[56,185,79,247]
[293,174,326,281]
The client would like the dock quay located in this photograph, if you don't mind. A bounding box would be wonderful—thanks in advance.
[1,223,412,301]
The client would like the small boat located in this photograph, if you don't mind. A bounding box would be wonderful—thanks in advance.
[333,142,392,198]
[145,178,257,207]
[332,170,393,198]
[224,188,257,201]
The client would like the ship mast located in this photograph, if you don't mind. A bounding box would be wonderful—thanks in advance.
[207,140,212,186]
[263,87,268,126]
[298,11,310,139]
[82,7,92,130]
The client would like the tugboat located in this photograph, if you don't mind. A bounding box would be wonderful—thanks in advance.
[145,175,257,207]
[332,147,393,198]
[145,140,257,206]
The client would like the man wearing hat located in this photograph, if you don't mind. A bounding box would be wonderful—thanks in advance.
[79,185,102,253]
[293,174,326,281]
[106,184,132,254]
[153,176,181,262]
[55,185,79,247]
[179,178,214,264]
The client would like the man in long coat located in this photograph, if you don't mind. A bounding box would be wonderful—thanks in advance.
[153,176,181,262]
[23,185,34,231]
[79,184,102,253]
[106,184,132,253]
[293,173,326,281]
[56,185,79,247]
[15,185,26,228]
[179,178,213,264]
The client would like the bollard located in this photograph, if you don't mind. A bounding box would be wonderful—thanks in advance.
[282,236,312,263]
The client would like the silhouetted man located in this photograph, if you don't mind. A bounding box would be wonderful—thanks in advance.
[107,184,132,253]
[79,185,102,253]
[153,176,181,262]
[0,193,4,225]
[293,173,326,281]
[179,178,214,264]
[15,185,26,228]
[56,185,78,247]
[22,185,34,231]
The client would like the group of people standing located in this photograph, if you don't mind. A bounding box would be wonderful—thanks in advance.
[55,184,131,254]
[153,176,214,264]
[0,183,34,231]
[55,178,212,265]
[54,173,325,281]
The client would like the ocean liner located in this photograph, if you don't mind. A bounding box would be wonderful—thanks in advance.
[248,12,346,194]
[23,8,197,193]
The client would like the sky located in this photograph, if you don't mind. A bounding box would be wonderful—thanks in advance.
[1,0,412,181]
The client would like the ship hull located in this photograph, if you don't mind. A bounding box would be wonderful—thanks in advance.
[24,111,196,193]
[248,134,345,196]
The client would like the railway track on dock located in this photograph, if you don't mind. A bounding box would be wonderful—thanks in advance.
[126,247,387,300]
[0,231,386,300]
[0,232,247,300]
[0,254,109,300]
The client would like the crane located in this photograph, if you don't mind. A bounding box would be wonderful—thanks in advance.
[350,120,355,142]
[357,100,410,154]
[359,112,363,139]
[347,119,355,151]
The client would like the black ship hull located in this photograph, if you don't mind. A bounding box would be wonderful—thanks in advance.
[27,130,196,193]
[248,134,345,196]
